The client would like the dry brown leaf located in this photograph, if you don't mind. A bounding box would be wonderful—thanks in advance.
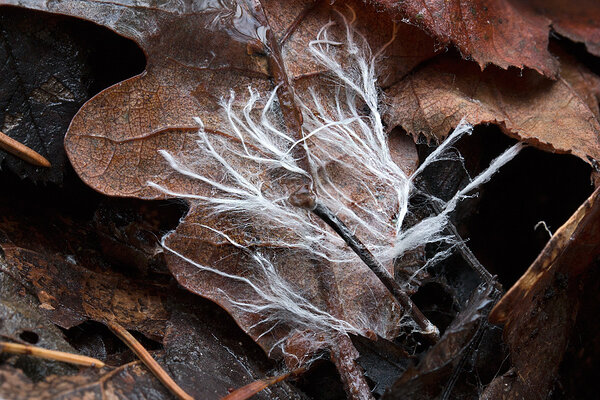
[375,0,559,76]
[524,0,600,57]
[551,43,600,121]
[376,0,600,77]
[385,54,600,164]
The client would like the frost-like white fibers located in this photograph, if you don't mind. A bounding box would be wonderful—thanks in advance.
[150,13,523,356]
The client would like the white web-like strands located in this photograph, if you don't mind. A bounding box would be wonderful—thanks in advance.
[150,15,524,354]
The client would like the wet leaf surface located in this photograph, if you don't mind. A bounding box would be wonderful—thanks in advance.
[0,1,434,372]
[0,1,599,399]
[0,173,307,398]
[0,264,78,380]
[0,191,171,339]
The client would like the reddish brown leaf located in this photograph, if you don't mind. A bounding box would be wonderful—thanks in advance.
[525,0,600,57]
[375,0,559,76]
[385,54,600,164]
[551,43,600,121]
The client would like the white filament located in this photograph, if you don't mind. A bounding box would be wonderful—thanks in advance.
[151,13,523,357]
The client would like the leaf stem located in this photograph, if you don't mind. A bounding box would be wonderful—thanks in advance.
[312,202,440,341]
[106,321,193,400]
[0,130,51,168]
[0,341,104,368]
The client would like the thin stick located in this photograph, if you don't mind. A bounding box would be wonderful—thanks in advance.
[107,321,193,400]
[312,202,440,341]
[0,130,51,167]
[0,341,104,368]
[221,369,304,400]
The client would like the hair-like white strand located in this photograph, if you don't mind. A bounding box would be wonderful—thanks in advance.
[150,12,523,359]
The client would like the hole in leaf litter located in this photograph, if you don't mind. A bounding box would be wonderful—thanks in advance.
[1,6,148,97]
[456,126,593,289]
[18,330,39,344]
[295,359,347,400]
[411,282,456,335]
[61,321,128,362]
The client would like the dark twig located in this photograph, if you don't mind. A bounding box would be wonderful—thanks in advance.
[312,202,440,341]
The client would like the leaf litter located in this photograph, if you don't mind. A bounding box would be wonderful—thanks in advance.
[0,0,599,398]
[21,0,523,394]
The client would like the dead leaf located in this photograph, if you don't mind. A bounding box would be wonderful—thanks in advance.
[551,42,600,121]
[162,297,305,400]
[524,0,600,57]
[375,0,559,76]
[0,265,78,380]
[0,188,170,339]
[376,0,600,77]
[0,361,171,400]
[483,186,600,399]
[385,54,600,164]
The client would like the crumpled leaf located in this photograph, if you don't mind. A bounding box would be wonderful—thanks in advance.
[385,53,600,164]
[0,6,142,183]
[484,186,600,399]
[1,0,434,365]
[525,0,600,57]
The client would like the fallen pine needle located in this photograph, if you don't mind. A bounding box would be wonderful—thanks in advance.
[0,341,104,368]
[221,369,304,400]
[0,130,51,168]
[107,321,194,400]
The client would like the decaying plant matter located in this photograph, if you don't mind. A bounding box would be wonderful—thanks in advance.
[1,0,600,399]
